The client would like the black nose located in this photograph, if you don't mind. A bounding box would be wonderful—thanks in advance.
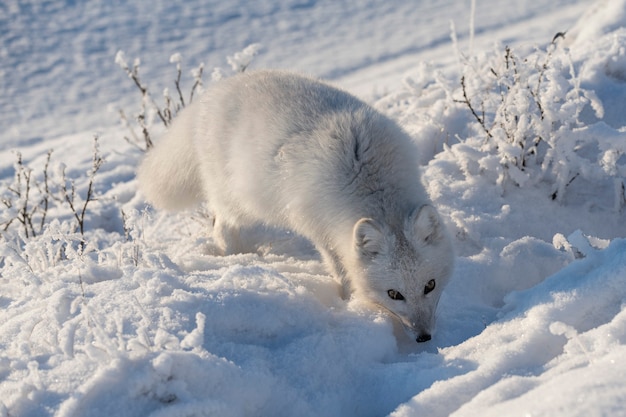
[416,334,432,343]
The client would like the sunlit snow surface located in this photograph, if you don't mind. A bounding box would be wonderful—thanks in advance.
[1,1,626,416]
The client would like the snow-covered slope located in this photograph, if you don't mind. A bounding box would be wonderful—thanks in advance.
[2,1,626,416]
[1,0,591,150]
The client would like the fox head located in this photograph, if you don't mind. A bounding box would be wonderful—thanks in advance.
[352,205,454,343]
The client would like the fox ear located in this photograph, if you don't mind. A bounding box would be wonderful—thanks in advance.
[411,205,444,243]
[354,218,385,259]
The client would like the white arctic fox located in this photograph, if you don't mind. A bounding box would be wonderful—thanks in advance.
[138,70,454,343]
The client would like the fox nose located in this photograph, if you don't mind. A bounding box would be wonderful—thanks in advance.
[416,333,432,343]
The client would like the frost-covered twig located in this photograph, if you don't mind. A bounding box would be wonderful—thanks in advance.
[8,153,34,237]
[1,151,54,238]
[39,150,52,231]
[115,52,169,128]
[170,53,186,109]
[455,75,492,140]
[227,44,262,73]
[115,52,207,151]
[116,45,261,153]
[59,136,104,245]
[119,109,153,151]
[189,63,204,104]
[115,52,162,151]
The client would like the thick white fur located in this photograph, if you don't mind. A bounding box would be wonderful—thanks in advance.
[137,70,454,342]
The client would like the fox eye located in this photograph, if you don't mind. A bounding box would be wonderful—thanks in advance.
[424,279,436,295]
[387,289,405,301]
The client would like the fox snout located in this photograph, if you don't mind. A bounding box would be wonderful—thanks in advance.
[410,326,432,343]
[400,320,434,343]
[416,333,432,343]
[411,317,434,343]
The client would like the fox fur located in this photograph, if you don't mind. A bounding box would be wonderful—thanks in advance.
[137,70,454,342]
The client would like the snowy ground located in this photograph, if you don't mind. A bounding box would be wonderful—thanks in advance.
[2,0,626,416]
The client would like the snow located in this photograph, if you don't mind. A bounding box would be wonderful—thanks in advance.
[1,0,626,416]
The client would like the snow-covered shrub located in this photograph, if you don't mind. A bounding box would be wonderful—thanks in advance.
[456,39,615,200]
[387,36,626,210]
[1,150,52,239]
[0,137,104,251]
[116,44,261,151]
[1,45,263,264]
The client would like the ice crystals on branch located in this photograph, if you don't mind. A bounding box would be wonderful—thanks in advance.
[227,43,262,73]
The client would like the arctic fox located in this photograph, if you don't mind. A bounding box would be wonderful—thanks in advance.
[137,70,454,343]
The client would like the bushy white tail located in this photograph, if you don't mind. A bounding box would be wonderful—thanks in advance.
[136,106,204,210]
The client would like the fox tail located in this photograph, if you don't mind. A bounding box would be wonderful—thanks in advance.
[136,106,203,210]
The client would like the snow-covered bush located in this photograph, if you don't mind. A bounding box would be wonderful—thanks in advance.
[1,44,262,252]
[116,44,261,151]
[1,150,52,239]
[385,36,626,210]
[457,38,617,201]
[0,137,103,246]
